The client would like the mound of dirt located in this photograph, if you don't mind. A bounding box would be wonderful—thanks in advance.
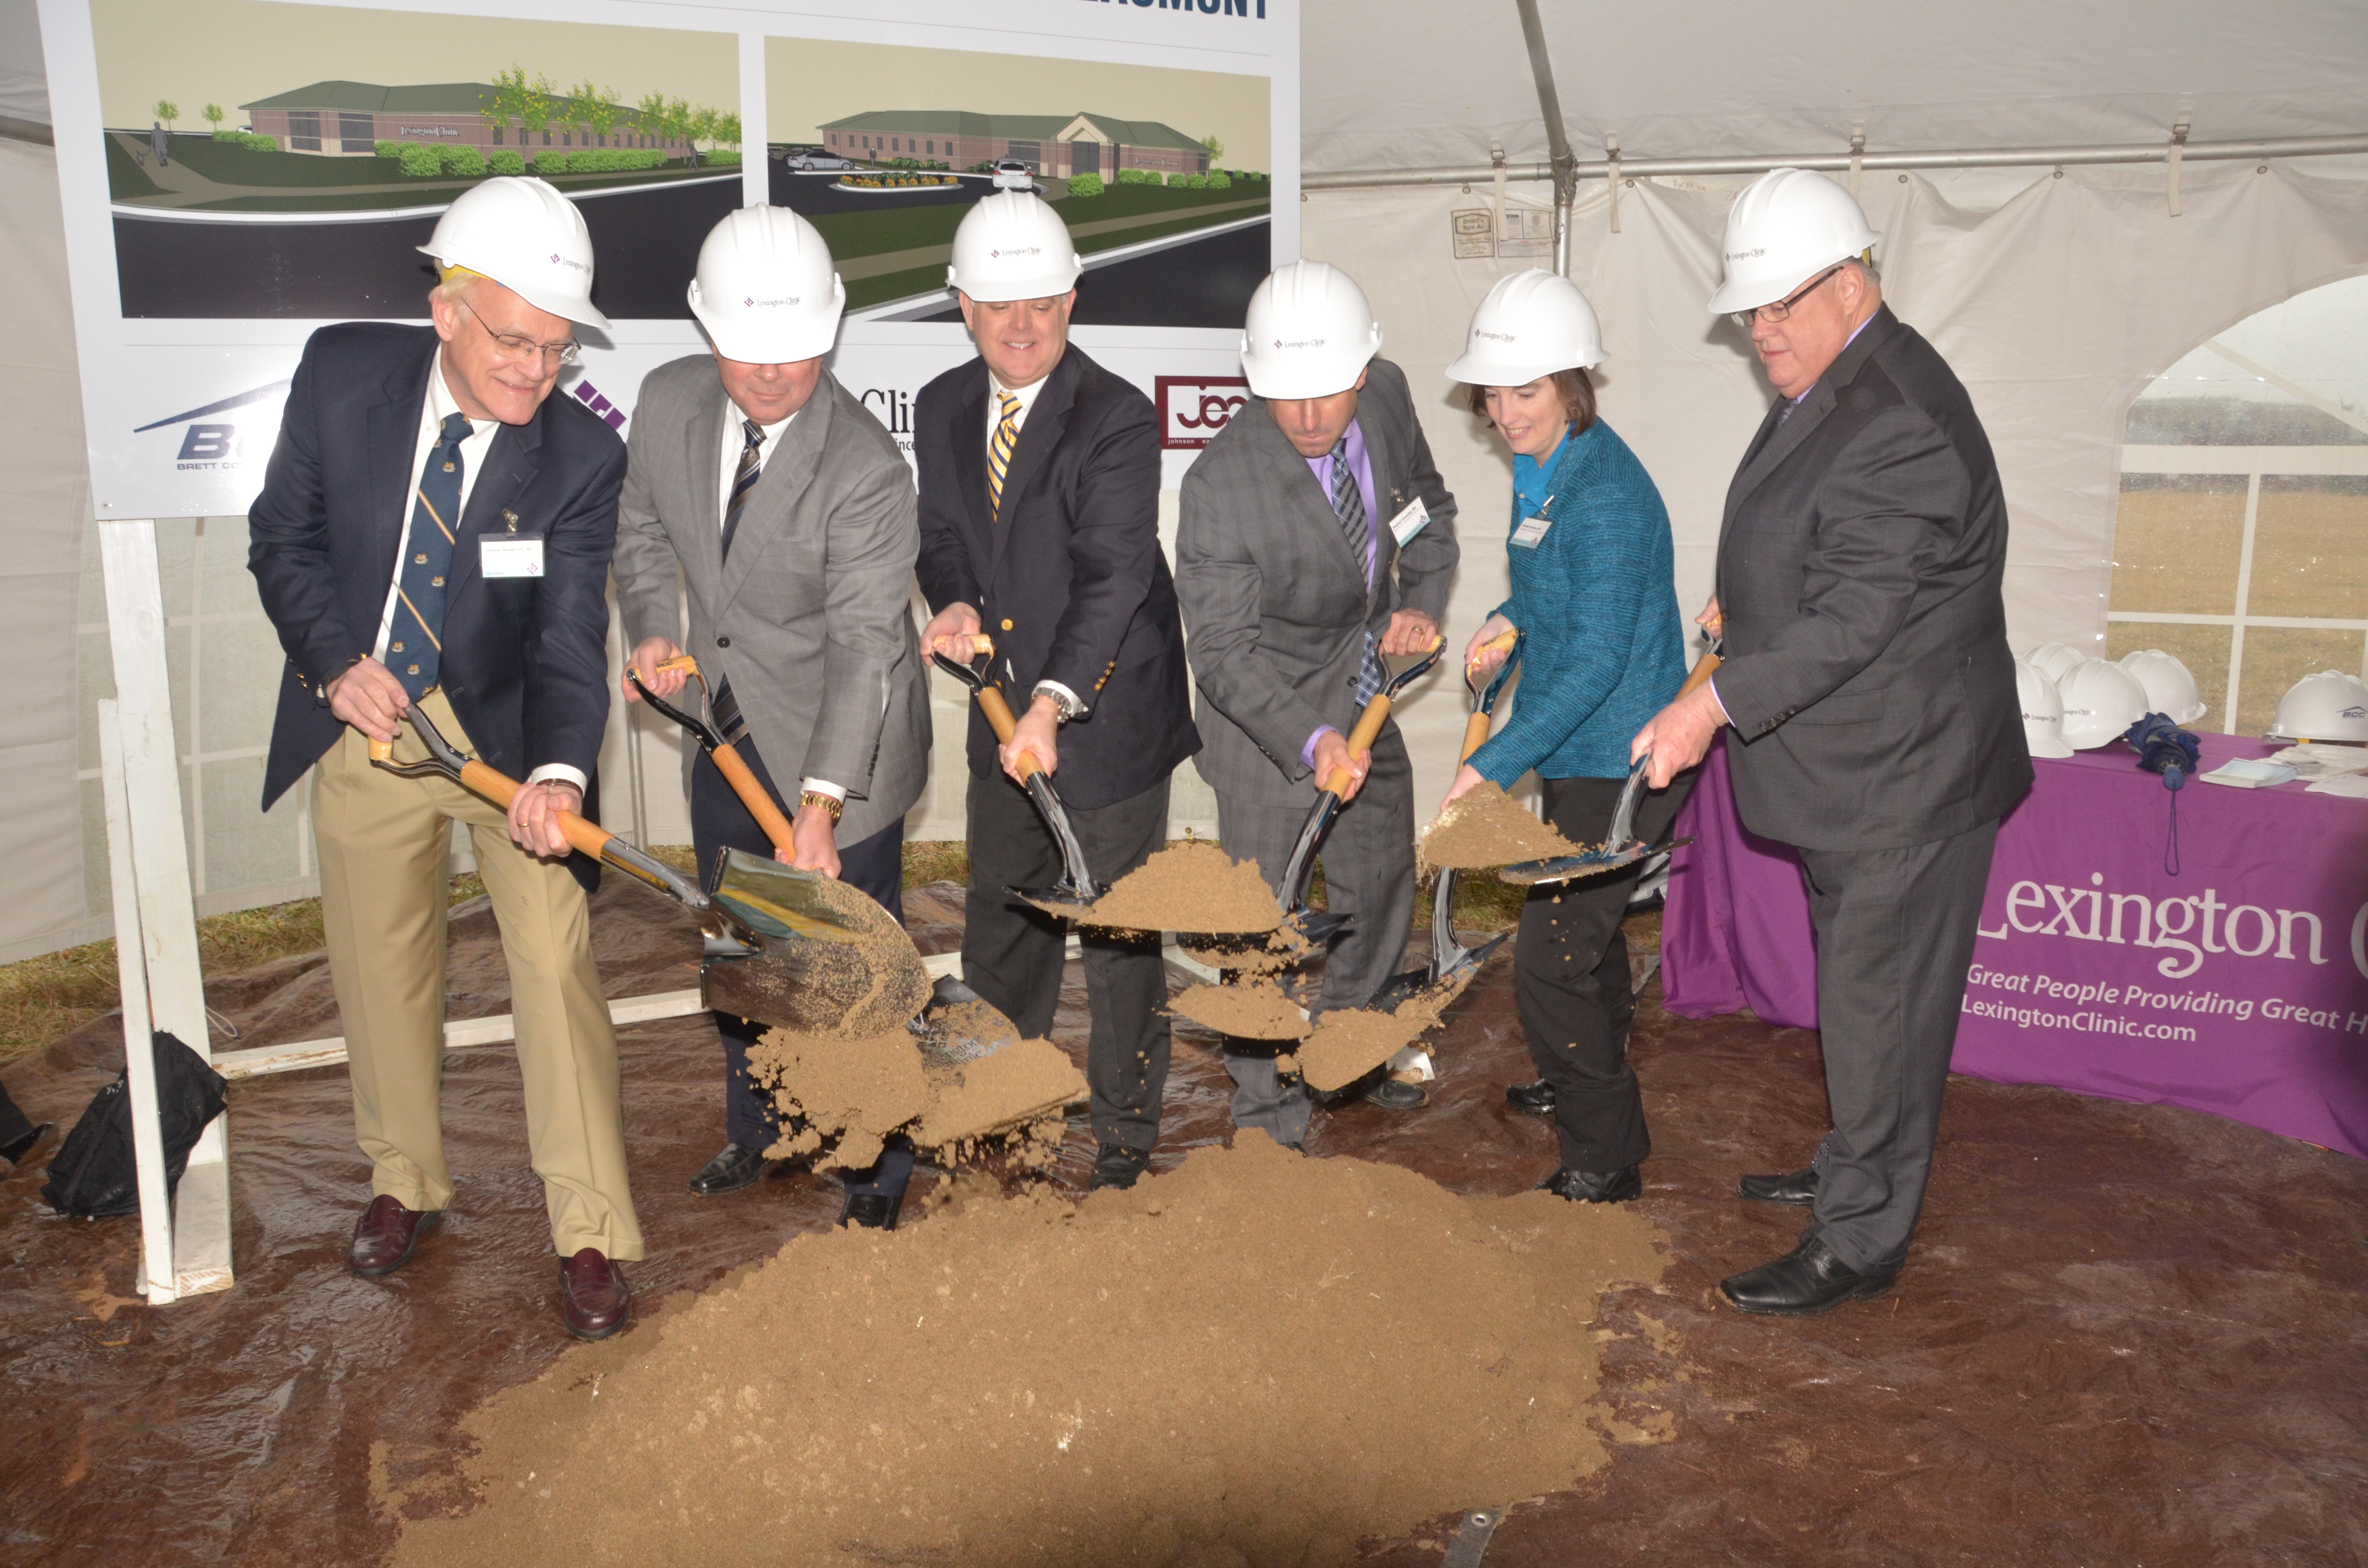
[1168,980,1312,1041]
[1050,841,1282,935]
[386,1138,1665,1568]
[1419,780,1587,870]
[913,1037,1088,1157]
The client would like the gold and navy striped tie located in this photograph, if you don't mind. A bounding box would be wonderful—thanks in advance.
[987,391,1020,516]
[389,411,471,699]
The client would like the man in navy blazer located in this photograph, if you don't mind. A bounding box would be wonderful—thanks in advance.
[247,178,639,1339]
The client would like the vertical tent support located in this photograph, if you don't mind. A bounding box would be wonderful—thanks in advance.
[1512,0,1579,275]
[99,518,233,1301]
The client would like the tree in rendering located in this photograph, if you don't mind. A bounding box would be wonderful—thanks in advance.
[1201,133,1224,161]
[153,99,178,129]
[516,73,559,152]
[482,64,532,147]
[201,102,224,133]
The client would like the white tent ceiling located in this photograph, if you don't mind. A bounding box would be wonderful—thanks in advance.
[1302,0,2368,174]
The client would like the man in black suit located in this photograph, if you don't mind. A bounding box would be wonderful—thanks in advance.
[247,178,639,1338]
[914,192,1198,1192]
[1634,169,2031,1315]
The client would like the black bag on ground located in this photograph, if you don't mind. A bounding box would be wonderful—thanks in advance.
[41,1031,228,1218]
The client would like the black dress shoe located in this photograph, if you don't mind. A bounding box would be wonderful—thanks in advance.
[1505,1080,1556,1115]
[1088,1142,1149,1191]
[1355,1071,1428,1111]
[1539,1164,1642,1203]
[1720,1231,1898,1316]
[687,1142,767,1196]
[1,1121,52,1168]
[839,1192,902,1231]
[1738,1166,1818,1206]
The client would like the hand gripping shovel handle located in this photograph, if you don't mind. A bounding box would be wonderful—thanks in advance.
[934,636,1101,905]
[626,661,798,855]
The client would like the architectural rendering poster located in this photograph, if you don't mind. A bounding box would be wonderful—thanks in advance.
[37,0,1297,518]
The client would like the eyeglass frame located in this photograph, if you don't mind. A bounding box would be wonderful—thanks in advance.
[456,300,581,367]
[1729,260,1854,331]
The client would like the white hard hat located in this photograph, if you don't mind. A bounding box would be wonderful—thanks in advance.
[946,191,1081,303]
[2024,642,2088,686]
[418,176,608,328]
[2056,659,2150,750]
[2267,669,2368,743]
[1445,268,1604,384]
[2116,649,2208,727]
[687,205,845,365]
[2016,659,2075,760]
[1239,260,1383,400]
[1706,168,1882,316]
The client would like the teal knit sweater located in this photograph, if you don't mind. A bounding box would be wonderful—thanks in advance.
[1467,418,1686,785]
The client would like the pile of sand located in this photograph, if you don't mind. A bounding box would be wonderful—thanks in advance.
[1168,980,1312,1041]
[1049,840,1282,935]
[386,1138,1666,1568]
[1418,780,1588,870]
[1296,1004,1432,1092]
[912,1037,1085,1164]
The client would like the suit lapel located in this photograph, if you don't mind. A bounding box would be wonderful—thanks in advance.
[682,380,727,604]
[950,365,992,583]
[1248,401,1366,586]
[987,351,1079,582]
[446,408,544,606]
[719,376,833,612]
[365,334,438,586]
[1720,305,1902,531]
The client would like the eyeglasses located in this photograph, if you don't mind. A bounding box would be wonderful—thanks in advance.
[1730,262,1849,331]
[458,303,580,366]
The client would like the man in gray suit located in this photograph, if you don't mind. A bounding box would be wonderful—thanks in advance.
[1635,169,2031,1314]
[1177,260,1459,1143]
[616,206,930,1224]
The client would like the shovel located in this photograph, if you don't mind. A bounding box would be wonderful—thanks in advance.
[1373,629,1518,1010]
[625,653,795,854]
[1495,639,1722,886]
[929,635,1104,911]
[368,706,901,1032]
[1273,635,1447,929]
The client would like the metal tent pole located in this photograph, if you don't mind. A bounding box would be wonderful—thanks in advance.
[1511,0,1578,274]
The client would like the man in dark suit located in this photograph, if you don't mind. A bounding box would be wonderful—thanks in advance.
[247,178,640,1338]
[1176,260,1459,1139]
[914,192,1198,1193]
[1634,168,2032,1315]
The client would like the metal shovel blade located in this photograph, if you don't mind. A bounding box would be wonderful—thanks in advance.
[705,848,872,939]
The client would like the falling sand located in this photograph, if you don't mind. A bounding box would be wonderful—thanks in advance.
[1418,779,1588,870]
[705,873,933,1035]
[384,1137,1666,1568]
[1168,980,1312,1041]
[1046,840,1282,934]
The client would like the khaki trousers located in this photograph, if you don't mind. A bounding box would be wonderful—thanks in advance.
[311,691,642,1261]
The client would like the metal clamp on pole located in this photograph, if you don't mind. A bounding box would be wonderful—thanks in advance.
[1605,132,1622,234]
[1849,123,1866,196]
[2167,114,2191,215]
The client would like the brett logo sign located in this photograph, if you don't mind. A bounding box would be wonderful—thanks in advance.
[1156,376,1247,450]
[134,379,292,475]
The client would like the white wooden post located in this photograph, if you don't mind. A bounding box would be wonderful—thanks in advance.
[99,518,233,1299]
[96,699,178,1303]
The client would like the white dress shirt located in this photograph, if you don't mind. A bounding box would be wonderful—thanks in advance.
[714,397,846,807]
[984,372,1085,717]
[376,355,583,792]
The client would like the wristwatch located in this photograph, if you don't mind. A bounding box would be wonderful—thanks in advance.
[1032,681,1085,723]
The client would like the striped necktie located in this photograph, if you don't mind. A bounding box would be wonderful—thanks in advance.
[389,411,471,700]
[708,417,766,744]
[1329,437,1387,706]
[987,391,1020,516]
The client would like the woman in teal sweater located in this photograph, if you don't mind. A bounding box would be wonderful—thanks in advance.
[1442,270,1694,1204]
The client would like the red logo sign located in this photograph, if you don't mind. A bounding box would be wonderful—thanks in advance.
[1156,375,1249,450]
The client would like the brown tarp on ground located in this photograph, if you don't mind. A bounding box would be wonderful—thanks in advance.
[0,880,2362,1565]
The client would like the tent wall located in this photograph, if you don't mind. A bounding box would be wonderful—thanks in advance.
[1300,159,2368,814]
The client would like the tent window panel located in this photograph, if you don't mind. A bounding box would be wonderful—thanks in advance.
[2247,476,2368,620]
[2232,625,2368,736]
[2105,622,2231,733]
[2109,474,2245,616]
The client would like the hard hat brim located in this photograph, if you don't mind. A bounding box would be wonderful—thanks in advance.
[947,264,1084,306]
[1703,240,1881,317]
[1443,347,1604,385]
[688,280,845,366]
[419,245,613,330]
[2024,728,2076,759]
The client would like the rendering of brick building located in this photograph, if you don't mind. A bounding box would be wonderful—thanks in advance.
[816,110,1211,177]
[240,81,687,156]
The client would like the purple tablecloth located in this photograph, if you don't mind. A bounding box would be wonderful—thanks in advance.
[1663,732,2368,1160]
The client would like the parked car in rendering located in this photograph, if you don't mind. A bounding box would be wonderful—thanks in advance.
[991,159,1037,190]
[783,148,856,172]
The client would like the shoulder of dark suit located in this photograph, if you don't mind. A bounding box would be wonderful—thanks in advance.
[915,354,985,419]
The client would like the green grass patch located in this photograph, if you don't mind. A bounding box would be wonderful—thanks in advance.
[152,136,424,187]
[103,135,165,200]
[178,163,725,213]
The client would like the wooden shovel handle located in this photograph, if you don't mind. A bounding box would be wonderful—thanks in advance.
[369,738,394,763]
[655,653,700,677]
[710,742,798,851]
[1466,626,1517,670]
[974,686,1044,781]
[1461,711,1493,763]
[456,758,615,860]
[1321,694,1396,796]
[1678,649,1723,698]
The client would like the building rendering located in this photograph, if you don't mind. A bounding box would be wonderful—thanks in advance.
[815,110,1211,178]
[240,81,687,156]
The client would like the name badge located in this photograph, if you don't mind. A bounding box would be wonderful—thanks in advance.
[1387,496,1430,546]
[481,537,544,578]
[1510,513,1553,549]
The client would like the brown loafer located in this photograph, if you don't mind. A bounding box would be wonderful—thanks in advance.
[558,1248,631,1340]
[348,1194,436,1277]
